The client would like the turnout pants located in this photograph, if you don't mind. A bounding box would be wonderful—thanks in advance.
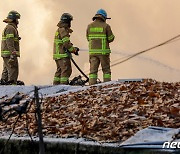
[1,57,19,84]
[89,54,111,85]
[53,58,72,85]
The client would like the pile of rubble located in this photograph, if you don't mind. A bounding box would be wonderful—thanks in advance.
[0,79,179,142]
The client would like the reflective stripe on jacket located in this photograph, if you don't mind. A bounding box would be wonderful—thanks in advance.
[86,19,115,55]
[53,22,75,60]
[1,23,20,57]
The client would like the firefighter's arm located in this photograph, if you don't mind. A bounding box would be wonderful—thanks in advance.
[5,27,16,53]
[60,28,78,54]
[86,25,89,41]
[106,24,115,43]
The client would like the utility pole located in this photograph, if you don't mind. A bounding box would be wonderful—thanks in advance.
[34,86,45,154]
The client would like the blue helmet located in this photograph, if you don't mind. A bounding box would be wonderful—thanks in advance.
[93,9,111,21]
[96,9,107,19]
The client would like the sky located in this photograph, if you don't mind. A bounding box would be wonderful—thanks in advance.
[0,0,180,85]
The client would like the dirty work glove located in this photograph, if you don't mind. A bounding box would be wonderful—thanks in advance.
[12,51,18,56]
[73,47,79,55]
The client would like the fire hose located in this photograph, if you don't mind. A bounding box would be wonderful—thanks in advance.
[65,48,89,86]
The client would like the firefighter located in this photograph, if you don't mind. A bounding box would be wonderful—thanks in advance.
[0,10,21,85]
[86,9,115,85]
[53,13,79,85]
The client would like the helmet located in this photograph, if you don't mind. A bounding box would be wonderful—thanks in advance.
[60,13,73,23]
[96,9,107,19]
[7,10,21,20]
[93,9,111,21]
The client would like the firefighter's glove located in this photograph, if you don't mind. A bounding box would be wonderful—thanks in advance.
[8,55,15,67]
[12,51,18,56]
[73,47,79,56]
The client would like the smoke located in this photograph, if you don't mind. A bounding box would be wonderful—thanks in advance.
[0,0,53,85]
[0,0,180,85]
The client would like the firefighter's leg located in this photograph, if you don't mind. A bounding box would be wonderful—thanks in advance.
[89,55,100,85]
[53,60,61,85]
[60,58,72,85]
[1,58,8,82]
[100,55,111,82]
[8,57,19,84]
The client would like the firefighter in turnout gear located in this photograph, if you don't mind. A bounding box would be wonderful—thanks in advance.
[0,10,21,85]
[86,9,115,85]
[53,13,79,85]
